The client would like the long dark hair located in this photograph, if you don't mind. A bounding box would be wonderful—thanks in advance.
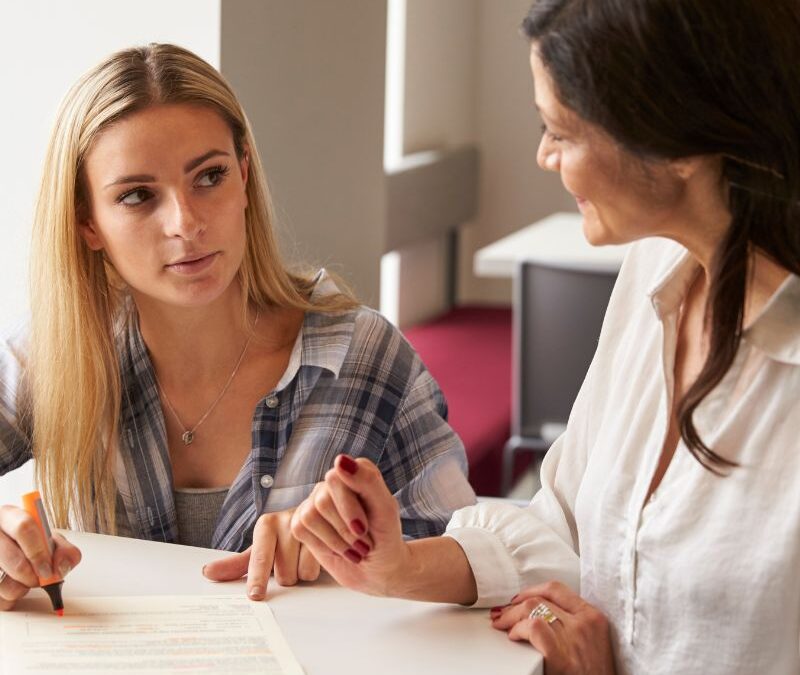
[523,0,800,472]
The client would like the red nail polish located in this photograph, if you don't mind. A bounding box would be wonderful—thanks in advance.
[338,455,358,474]
[344,548,363,564]
[350,518,366,535]
[490,606,503,613]
[352,539,370,556]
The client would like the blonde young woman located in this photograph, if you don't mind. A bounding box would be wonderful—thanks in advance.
[0,43,475,610]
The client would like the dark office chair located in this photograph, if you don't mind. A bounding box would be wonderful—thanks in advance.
[500,260,618,495]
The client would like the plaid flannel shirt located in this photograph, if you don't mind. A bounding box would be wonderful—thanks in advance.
[0,273,476,550]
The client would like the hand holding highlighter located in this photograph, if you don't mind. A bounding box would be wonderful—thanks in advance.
[21,490,65,616]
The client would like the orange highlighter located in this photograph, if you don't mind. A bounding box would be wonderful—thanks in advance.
[22,490,65,616]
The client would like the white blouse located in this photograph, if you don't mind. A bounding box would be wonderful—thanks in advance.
[446,237,800,674]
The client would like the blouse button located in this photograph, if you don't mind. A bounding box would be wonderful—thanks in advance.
[265,394,279,409]
[260,474,274,489]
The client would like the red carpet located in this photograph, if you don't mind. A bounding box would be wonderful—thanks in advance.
[404,306,512,496]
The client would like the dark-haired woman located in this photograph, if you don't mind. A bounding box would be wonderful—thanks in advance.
[286,0,800,673]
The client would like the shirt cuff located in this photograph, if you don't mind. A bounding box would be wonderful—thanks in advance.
[444,527,521,608]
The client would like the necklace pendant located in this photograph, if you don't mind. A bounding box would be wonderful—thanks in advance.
[181,431,195,445]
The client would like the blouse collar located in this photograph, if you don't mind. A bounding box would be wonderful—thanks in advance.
[645,241,800,366]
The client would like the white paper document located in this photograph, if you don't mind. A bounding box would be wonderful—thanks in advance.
[0,594,304,674]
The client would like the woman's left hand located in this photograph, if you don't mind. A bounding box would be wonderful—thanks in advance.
[490,581,616,675]
[202,507,321,600]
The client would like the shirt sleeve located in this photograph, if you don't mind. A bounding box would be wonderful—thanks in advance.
[443,356,595,607]
[379,364,477,539]
[440,240,658,608]
[0,325,34,475]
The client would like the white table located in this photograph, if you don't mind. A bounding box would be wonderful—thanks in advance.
[26,531,541,675]
[474,212,628,277]
[474,213,628,277]
[475,212,629,494]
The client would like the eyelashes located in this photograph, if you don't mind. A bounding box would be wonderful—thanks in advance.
[114,164,231,207]
[115,187,152,207]
[197,164,230,187]
[540,123,564,143]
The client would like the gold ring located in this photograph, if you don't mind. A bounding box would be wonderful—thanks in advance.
[529,602,558,624]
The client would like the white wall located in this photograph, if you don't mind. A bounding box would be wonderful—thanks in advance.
[403,0,478,154]
[459,0,576,304]
[0,0,221,501]
[220,0,388,307]
[399,0,576,308]
[386,0,478,327]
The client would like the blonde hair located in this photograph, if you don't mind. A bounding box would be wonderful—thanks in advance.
[29,43,358,532]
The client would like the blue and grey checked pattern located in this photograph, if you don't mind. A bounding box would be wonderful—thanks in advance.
[1,275,476,551]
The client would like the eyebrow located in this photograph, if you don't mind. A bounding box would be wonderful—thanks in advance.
[103,149,231,189]
[184,149,230,173]
[534,101,554,122]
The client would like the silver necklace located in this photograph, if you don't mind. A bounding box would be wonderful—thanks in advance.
[155,309,260,446]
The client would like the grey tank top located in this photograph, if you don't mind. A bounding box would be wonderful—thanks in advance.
[173,487,229,548]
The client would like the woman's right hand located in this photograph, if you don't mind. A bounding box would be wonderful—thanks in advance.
[0,505,81,611]
[290,455,412,597]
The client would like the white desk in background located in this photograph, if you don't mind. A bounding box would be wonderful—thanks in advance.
[11,531,542,675]
[475,212,629,494]
[474,211,627,276]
